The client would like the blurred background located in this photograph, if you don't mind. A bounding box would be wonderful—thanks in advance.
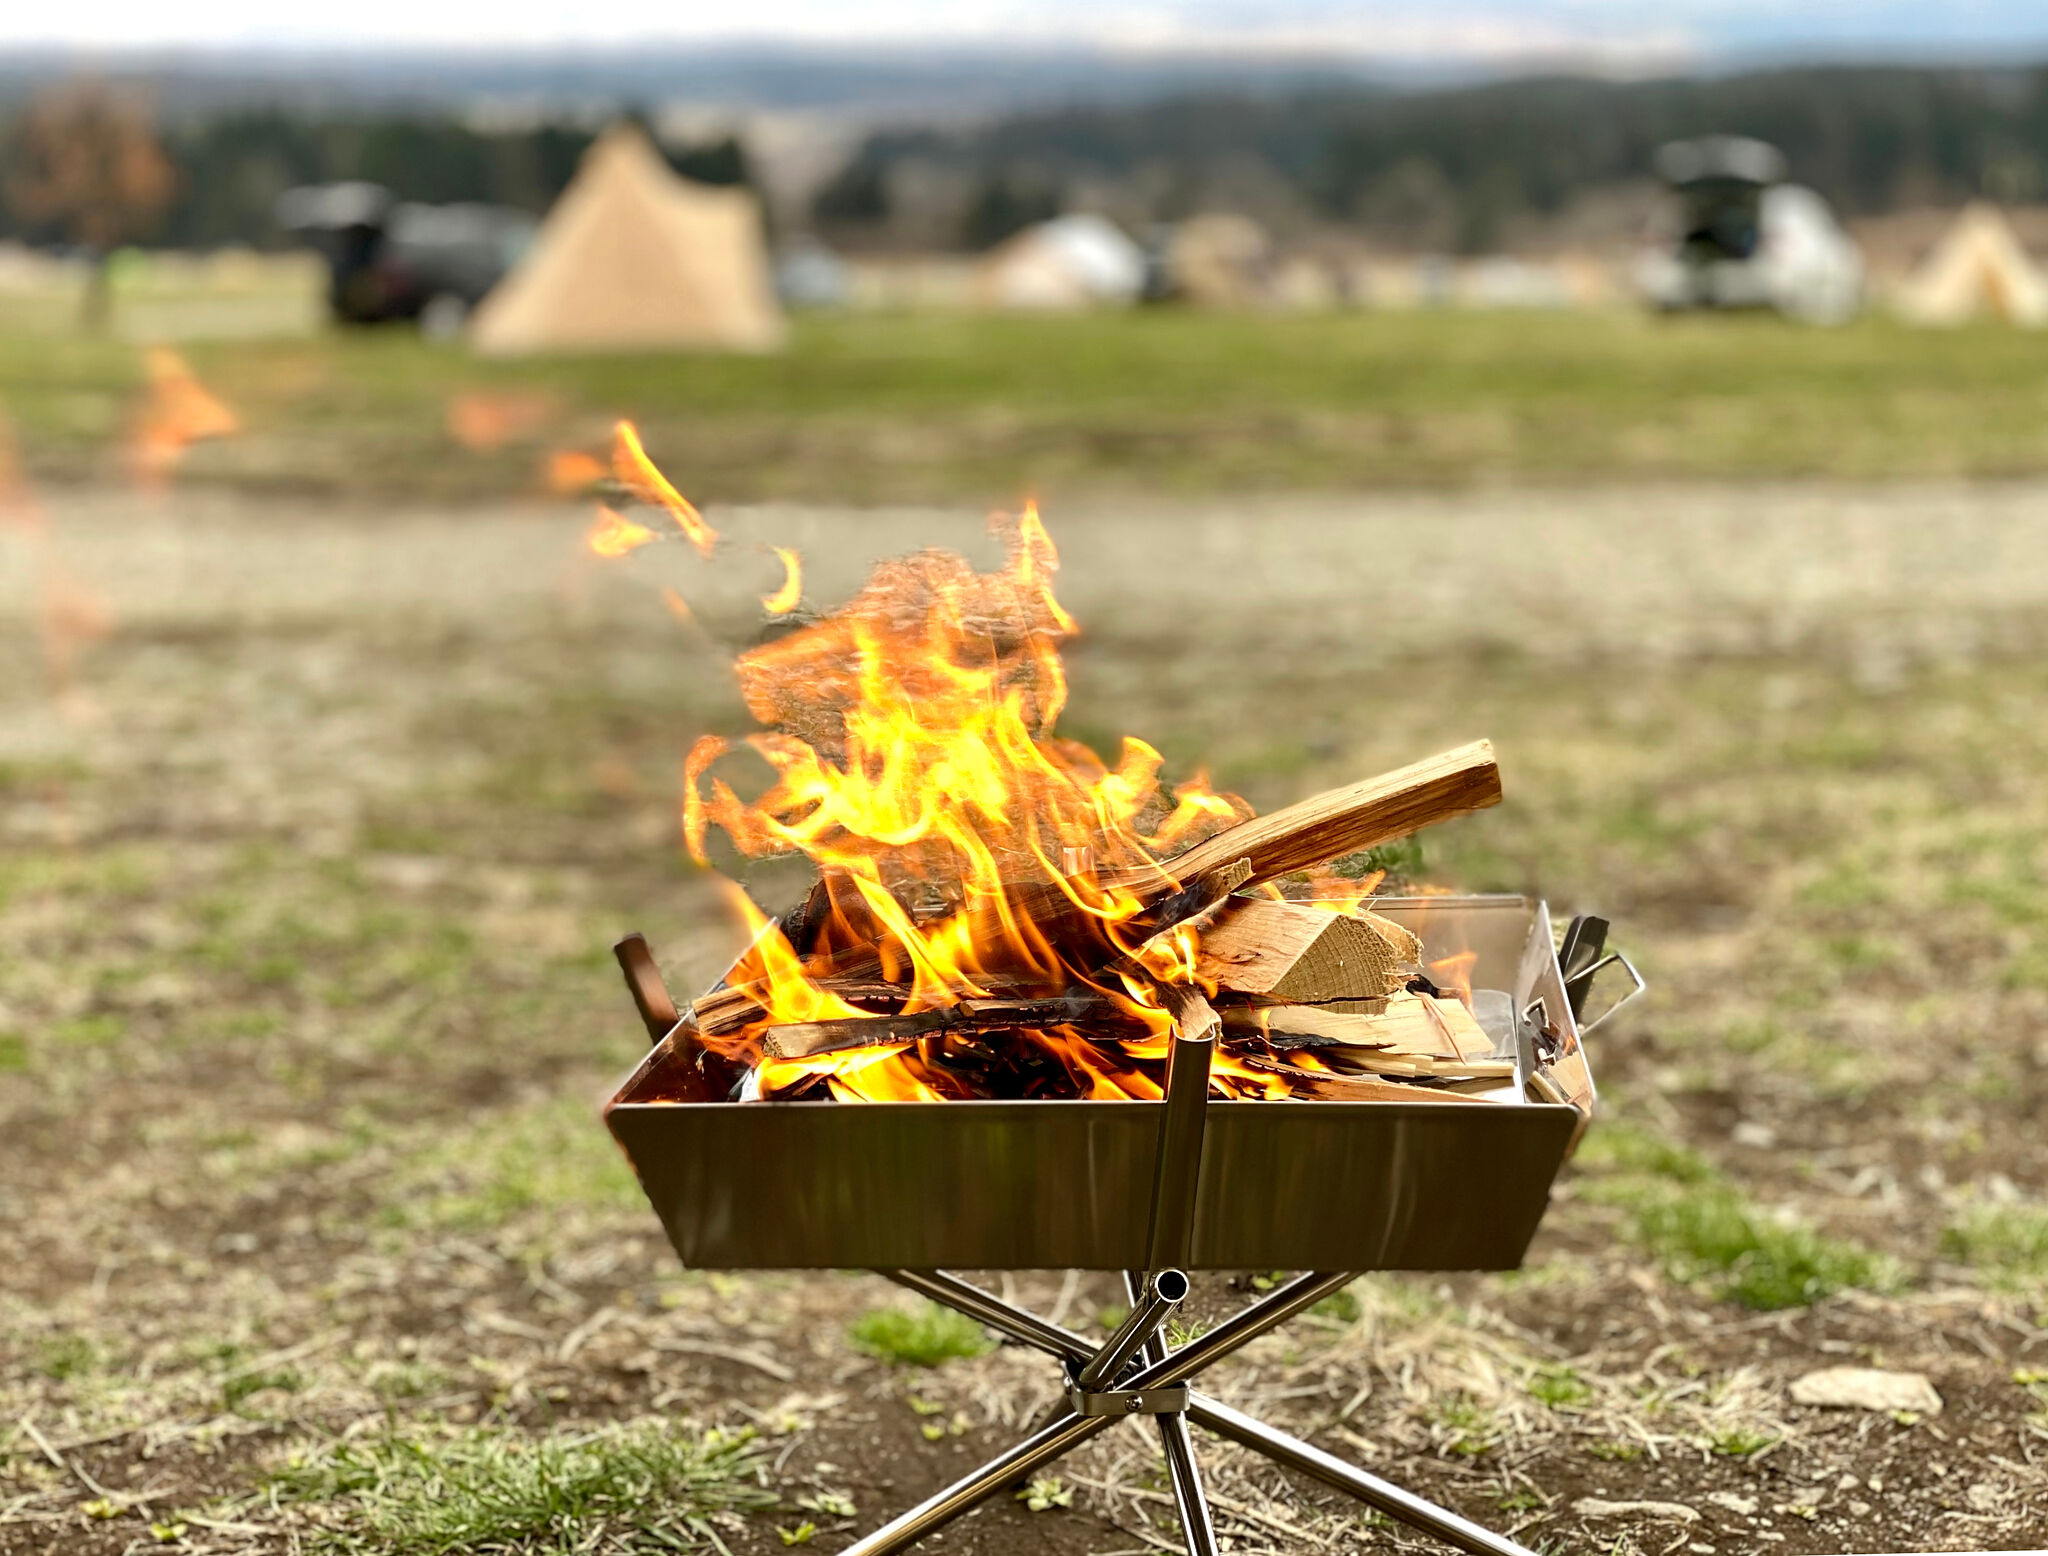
[5,7,2048,1556]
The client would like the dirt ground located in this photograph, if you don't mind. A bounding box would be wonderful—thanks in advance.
[3,482,2047,1555]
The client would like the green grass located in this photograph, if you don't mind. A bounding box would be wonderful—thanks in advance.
[380,1095,643,1236]
[1577,1120,1900,1310]
[1711,1427,1778,1457]
[271,1421,774,1554]
[847,1303,994,1367]
[1631,1187,1901,1310]
[17,311,2048,501]
[1941,1203,2048,1281]
[1527,1365,1591,1409]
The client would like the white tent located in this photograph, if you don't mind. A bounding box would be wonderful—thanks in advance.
[1895,202,2048,326]
[976,215,1144,310]
[469,124,783,355]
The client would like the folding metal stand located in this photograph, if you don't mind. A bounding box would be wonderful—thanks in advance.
[839,1026,1541,1556]
[608,905,1639,1556]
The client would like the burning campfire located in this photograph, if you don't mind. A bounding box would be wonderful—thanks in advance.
[594,428,1591,1116]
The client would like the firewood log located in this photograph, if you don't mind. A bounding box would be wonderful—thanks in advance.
[1150,740,1501,894]
[1241,1058,1487,1103]
[1222,992,1492,1060]
[1193,899,1414,1003]
[756,991,1125,1059]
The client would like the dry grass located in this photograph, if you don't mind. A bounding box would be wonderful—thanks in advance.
[3,481,2048,1554]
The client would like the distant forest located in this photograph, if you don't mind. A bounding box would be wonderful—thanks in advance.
[4,63,2048,254]
[0,110,751,250]
[817,65,2048,252]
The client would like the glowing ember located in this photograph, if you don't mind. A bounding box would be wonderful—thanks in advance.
[131,347,237,485]
[761,546,802,615]
[588,506,658,559]
[446,390,553,451]
[546,449,607,493]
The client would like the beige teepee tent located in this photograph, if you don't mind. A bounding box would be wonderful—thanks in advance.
[470,125,783,354]
[1895,203,2048,326]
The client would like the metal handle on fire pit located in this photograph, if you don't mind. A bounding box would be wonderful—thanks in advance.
[1556,913,1645,1035]
[1068,1025,1212,1403]
[1567,951,1644,1035]
[1145,1026,1214,1273]
[614,933,682,1045]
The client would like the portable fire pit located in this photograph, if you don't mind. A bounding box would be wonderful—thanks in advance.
[571,483,1642,1555]
[605,891,1638,1556]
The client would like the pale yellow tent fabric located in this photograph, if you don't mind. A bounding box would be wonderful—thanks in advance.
[470,125,783,354]
[1896,202,2048,326]
[1167,213,1272,305]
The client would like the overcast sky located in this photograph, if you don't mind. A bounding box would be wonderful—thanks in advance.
[3,0,2044,66]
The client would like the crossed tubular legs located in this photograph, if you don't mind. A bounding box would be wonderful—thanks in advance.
[842,1270,1540,1556]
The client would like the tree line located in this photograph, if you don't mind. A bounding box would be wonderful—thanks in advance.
[0,96,752,251]
[815,64,2048,252]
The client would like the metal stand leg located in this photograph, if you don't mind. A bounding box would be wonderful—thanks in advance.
[1157,1413,1219,1556]
[837,1410,1110,1556]
[1123,1271,1218,1556]
[860,1267,1541,1556]
[1188,1394,1538,1556]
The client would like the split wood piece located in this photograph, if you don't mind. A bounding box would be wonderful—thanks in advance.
[694,985,765,1039]
[1127,857,1254,940]
[1158,983,1222,1044]
[758,992,1124,1060]
[1244,1057,1485,1104]
[1319,1052,1515,1081]
[1222,992,1495,1061]
[1194,899,1414,1004]
[699,973,1107,1041]
[1544,1049,1595,1113]
[1151,740,1501,898]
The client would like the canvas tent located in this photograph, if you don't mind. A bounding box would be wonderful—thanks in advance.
[976,215,1144,310]
[1166,213,1272,305]
[469,125,783,354]
[1895,203,2048,326]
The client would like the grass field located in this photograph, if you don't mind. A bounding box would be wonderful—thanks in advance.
[2,478,2046,1554]
[10,309,2048,501]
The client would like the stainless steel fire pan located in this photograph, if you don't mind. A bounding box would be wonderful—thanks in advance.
[604,895,1591,1272]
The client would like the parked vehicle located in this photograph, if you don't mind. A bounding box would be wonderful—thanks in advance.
[277,182,535,332]
[1636,136,1863,324]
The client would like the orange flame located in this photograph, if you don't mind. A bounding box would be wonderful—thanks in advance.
[131,347,238,485]
[546,449,607,494]
[613,421,716,556]
[762,547,802,615]
[1428,949,1478,1003]
[668,479,1259,1098]
[588,506,658,559]
[447,390,553,451]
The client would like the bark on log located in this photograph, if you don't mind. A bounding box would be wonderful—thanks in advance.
[1153,740,1501,894]
[757,991,1124,1059]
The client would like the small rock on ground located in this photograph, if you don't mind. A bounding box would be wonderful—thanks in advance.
[1573,1498,1701,1523]
[1788,1366,1942,1414]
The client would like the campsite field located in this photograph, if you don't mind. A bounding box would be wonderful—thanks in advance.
[3,475,2047,1555]
[10,309,2048,500]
